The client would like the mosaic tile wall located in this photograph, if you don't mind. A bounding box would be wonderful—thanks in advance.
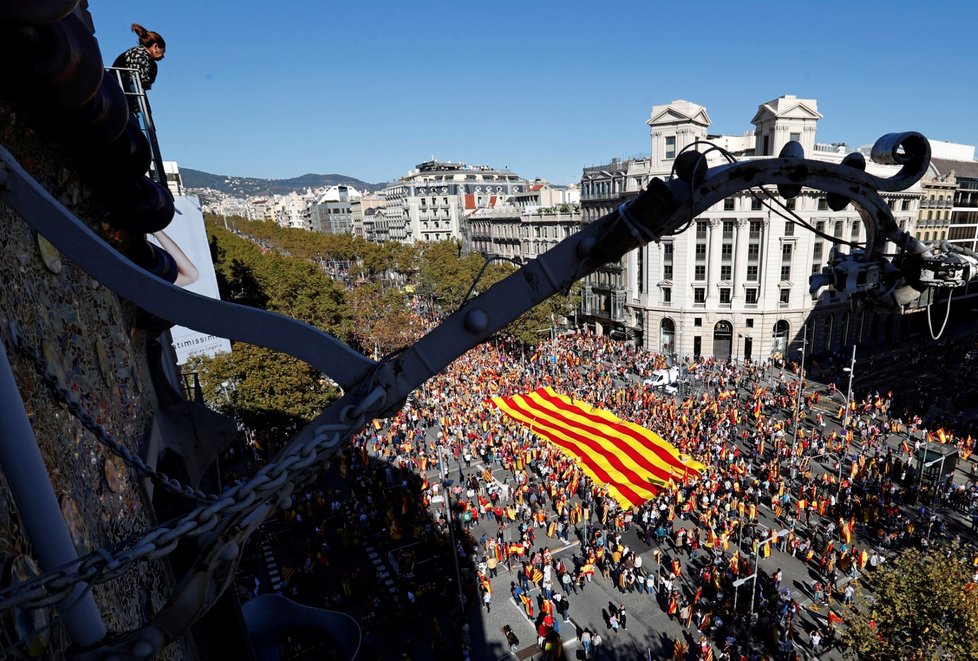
[0,104,192,659]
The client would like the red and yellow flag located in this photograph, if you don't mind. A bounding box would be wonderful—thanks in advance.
[491,387,705,508]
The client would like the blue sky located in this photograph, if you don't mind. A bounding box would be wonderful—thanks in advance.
[92,1,978,186]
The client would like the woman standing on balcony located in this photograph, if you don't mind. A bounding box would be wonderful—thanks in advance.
[112,23,166,111]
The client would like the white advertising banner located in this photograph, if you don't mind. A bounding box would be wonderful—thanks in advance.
[150,195,232,364]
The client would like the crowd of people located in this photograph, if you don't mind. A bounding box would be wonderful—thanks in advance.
[241,319,978,659]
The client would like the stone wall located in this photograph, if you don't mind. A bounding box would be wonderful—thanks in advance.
[0,104,191,658]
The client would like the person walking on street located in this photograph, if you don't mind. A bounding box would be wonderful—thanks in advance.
[617,604,627,630]
[503,625,520,653]
[581,629,592,657]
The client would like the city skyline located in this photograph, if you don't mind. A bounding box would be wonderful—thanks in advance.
[94,1,978,185]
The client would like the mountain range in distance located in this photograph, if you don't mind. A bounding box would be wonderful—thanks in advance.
[181,167,388,198]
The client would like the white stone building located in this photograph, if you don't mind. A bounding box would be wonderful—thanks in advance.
[271,190,318,230]
[383,161,525,246]
[580,95,922,362]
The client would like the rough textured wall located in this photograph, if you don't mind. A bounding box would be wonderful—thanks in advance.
[0,104,191,658]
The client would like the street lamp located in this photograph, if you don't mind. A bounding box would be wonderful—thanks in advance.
[834,345,858,496]
[841,345,857,433]
[437,444,466,608]
[736,527,790,654]
[789,326,808,475]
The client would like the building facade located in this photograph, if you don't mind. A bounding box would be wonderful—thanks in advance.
[470,206,583,264]
[311,185,361,235]
[383,161,525,246]
[580,95,922,362]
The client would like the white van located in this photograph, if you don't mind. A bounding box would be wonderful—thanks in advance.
[644,368,679,390]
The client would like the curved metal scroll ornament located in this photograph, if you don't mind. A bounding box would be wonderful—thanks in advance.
[2,134,932,659]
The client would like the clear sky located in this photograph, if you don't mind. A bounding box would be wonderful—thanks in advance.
[92,1,978,186]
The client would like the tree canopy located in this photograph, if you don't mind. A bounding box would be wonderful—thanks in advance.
[190,217,581,441]
[841,547,978,661]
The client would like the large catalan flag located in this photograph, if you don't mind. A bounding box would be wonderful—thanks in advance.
[491,387,705,508]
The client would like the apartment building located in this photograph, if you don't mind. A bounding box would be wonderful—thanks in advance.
[311,185,361,235]
[929,144,978,253]
[579,95,922,362]
[271,190,318,230]
[383,161,525,246]
[470,206,582,264]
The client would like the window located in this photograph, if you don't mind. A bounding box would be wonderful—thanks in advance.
[694,265,706,280]
[816,220,826,233]
[790,132,801,143]
[696,221,708,239]
[662,287,671,303]
[786,197,796,210]
[694,317,703,327]
[818,198,828,211]
[724,198,735,211]
[784,221,794,236]
[695,243,707,258]
[834,222,844,238]
[663,265,673,279]
[721,244,733,259]
[782,243,793,258]
[749,220,763,238]
[745,288,758,304]
[746,265,759,281]
[780,265,791,281]
[901,199,911,211]
[851,224,859,240]
[746,318,754,328]
[720,288,731,304]
[747,244,760,258]
[751,197,762,211]
[694,288,706,304]
[779,288,790,304]
[720,265,732,280]
[813,242,823,259]
[663,242,674,256]
[723,220,735,238]
[665,136,676,159]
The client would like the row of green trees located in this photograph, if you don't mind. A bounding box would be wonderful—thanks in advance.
[187,215,576,440]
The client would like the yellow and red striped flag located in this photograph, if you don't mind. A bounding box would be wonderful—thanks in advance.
[490,387,705,508]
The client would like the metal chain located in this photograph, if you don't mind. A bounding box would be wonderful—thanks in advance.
[0,323,362,611]
[0,414,352,611]
[9,326,218,503]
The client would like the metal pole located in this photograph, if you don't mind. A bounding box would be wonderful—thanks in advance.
[843,345,857,431]
[747,547,760,654]
[0,348,107,646]
[678,317,686,399]
[439,445,465,609]
[790,327,807,474]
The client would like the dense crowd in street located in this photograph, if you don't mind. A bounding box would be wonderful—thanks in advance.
[243,316,978,660]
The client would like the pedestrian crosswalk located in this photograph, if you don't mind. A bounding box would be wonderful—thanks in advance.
[261,538,286,592]
[365,543,400,601]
